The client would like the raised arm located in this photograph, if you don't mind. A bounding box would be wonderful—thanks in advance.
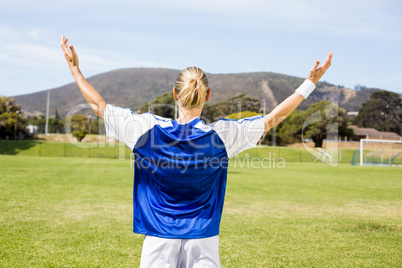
[263,52,332,132]
[61,35,107,119]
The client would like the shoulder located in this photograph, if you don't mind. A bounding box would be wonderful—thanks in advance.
[104,104,134,117]
[194,116,264,138]
[210,115,265,128]
[105,104,172,122]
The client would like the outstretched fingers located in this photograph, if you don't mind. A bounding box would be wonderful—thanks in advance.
[61,35,70,53]
[310,60,320,73]
[61,35,66,49]
[307,52,333,84]
[61,35,75,65]
[322,51,332,70]
[310,52,332,74]
[70,45,78,59]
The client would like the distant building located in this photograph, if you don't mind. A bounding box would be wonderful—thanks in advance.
[26,125,39,135]
[349,125,402,141]
[347,111,359,117]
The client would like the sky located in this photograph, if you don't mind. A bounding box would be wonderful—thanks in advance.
[0,0,401,97]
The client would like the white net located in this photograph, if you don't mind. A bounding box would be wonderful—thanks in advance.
[353,139,402,166]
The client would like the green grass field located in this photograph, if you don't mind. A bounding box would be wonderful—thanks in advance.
[1,155,401,267]
[0,140,360,164]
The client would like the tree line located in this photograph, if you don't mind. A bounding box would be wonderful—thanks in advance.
[139,92,353,147]
[0,97,26,140]
[0,96,101,142]
[1,89,400,147]
[26,113,101,142]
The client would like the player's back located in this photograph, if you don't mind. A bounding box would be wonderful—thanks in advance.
[133,117,229,238]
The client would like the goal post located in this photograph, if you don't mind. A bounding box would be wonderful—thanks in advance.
[359,139,402,166]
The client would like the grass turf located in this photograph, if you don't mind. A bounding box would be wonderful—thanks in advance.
[0,140,360,164]
[0,155,401,267]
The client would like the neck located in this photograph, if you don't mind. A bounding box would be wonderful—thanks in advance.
[176,103,203,124]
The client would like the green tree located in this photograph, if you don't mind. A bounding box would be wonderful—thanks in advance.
[0,97,26,140]
[71,114,88,131]
[202,94,261,122]
[139,92,175,119]
[303,101,352,147]
[276,110,305,145]
[225,111,262,120]
[53,109,63,133]
[72,130,88,142]
[200,103,219,123]
[354,91,401,134]
[0,96,21,113]
[89,119,100,135]
[27,113,65,134]
[227,94,261,113]
[27,115,46,133]
[138,91,261,123]
[138,93,263,123]
[70,114,89,142]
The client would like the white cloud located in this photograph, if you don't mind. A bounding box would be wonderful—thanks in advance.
[0,25,171,95]
[78,47,169,73]
[2,0,400,40]
[134,0,401,37]
[28,28,42,40]
[0,25,167,72]
[1,0,401,95]
[0,30,65,73]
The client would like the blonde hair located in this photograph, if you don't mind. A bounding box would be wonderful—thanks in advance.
[175,66,209,109]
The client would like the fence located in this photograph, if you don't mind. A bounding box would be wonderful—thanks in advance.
[0,140,133,159]
[0,140,360,164]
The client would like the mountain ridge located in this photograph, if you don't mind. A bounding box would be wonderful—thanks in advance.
[13,68,386,117]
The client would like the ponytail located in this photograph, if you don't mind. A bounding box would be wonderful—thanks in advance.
[175,67,209,109]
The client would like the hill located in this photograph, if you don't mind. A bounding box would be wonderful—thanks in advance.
[13,68,382,117]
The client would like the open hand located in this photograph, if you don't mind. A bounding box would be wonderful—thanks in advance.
[61,35,79,69]
[308,52,332,84]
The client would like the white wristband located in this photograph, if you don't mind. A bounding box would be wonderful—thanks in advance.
[295,79,316,99]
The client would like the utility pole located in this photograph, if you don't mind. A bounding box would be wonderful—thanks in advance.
[260,99,266,146]
[45,90,50,136]
[237,101,241,119]
[263,99,266,115]
[175,102,178,120]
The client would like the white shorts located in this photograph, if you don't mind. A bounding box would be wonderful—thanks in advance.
[140,235,221,268]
